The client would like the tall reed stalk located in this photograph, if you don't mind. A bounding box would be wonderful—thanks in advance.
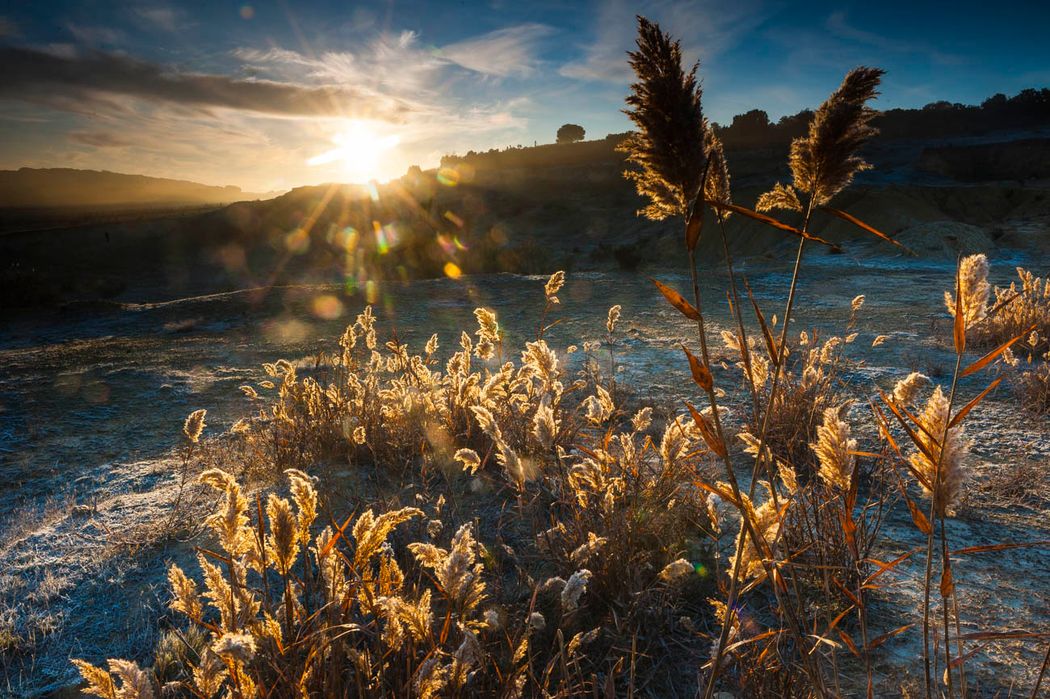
[703,65,884,696]
[619,16,888,697]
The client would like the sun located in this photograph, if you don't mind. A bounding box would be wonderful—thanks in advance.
[307,121,401,183]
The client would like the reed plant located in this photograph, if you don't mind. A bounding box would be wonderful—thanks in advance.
[70,14,1050,699]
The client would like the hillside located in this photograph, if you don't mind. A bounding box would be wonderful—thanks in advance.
[3,118,1050,311]
[0,168,275,209]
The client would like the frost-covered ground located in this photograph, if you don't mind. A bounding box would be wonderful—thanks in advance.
[1,241,1047,695]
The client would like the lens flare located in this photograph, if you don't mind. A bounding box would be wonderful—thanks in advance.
[437,167,460,187]
[443,211,464,228]
[284,228,310,253]
[311,294,344,320]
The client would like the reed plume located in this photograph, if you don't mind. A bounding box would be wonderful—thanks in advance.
[730,496,782,583]
[945,253,990,325]
[183,408,206,443]
[618,15,706,220]
[909,386,970,517]
[786,66,884,207]
[544,270,565,302]
[811,404,856,492]
[892,371,930,406]
[606,304,622,333]
[704,127,732,214]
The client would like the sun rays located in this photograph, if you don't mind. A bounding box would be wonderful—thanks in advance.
[307,120,401,183]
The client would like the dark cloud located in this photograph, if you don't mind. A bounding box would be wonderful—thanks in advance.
[0,46,411,120]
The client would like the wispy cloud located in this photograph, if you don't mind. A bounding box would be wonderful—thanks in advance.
[131,4,182,32]
[233,30,542,139]
[439,23,554,78]
[559,0,768,82]
[232,34,537,178]
[825,11,964,66]
[68,130,136,148]
[66,23,125,46]
[235,31,444,98]
[1,17,552,188]
[0,46,412,120]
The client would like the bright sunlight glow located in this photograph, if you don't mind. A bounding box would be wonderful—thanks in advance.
[307,121,401,183]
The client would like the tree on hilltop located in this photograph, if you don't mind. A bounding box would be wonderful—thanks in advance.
[556,123,585,143]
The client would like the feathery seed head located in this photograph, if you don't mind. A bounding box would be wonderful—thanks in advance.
[908,386,970,517]
[474,308,500,342]
[788,66,884,206]
[212,632,256,665]
[352,507,424,568]
[561,569,591,611]
[183,409,207,443]
[730,497,783,582]
[658,558,695,583]
[756,181,803,213]
[168,564,202,620]
[422,333,439,356]
[570,532,607,565]
[619,16,707,220]
[72,660,117,699]
[545,270,565,302]
[704,127,732,216]
[567,628,601,656]
[191,651,228,697]
[631,406,653,432]
[199,469,251,556]
[893,372,930,406]
[811,404,856,491]
[454,448,482,475]
[945,253,991,325]
[606,305,622,333]
[266,494,299,572]
[285,469,317,541]
[532,402,559,449]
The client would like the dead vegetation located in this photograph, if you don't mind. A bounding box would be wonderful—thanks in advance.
[48,14,1050,699]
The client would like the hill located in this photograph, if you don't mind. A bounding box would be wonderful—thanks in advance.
[0,168,275,209]
[3,86,1050,311]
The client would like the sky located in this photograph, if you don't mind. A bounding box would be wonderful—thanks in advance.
[0,1,1048,192]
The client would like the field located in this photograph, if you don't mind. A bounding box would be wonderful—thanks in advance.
[2,247,1049,696]
[1,14,1049,699]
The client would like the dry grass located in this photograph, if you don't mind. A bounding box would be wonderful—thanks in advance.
[967,451,1050,512]
[73,274,724,697]
[61,15,1049,699]
[945,256,1050,415]
[67,260,1048,698]
[1015,361,1050,415]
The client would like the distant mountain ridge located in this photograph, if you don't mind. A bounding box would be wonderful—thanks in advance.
[0,168,277,208]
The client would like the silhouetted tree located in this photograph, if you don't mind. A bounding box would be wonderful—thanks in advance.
[556,124,586,143]
[982,93,1008,110]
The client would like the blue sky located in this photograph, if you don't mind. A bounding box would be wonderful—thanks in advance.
[1,1,1047,191]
